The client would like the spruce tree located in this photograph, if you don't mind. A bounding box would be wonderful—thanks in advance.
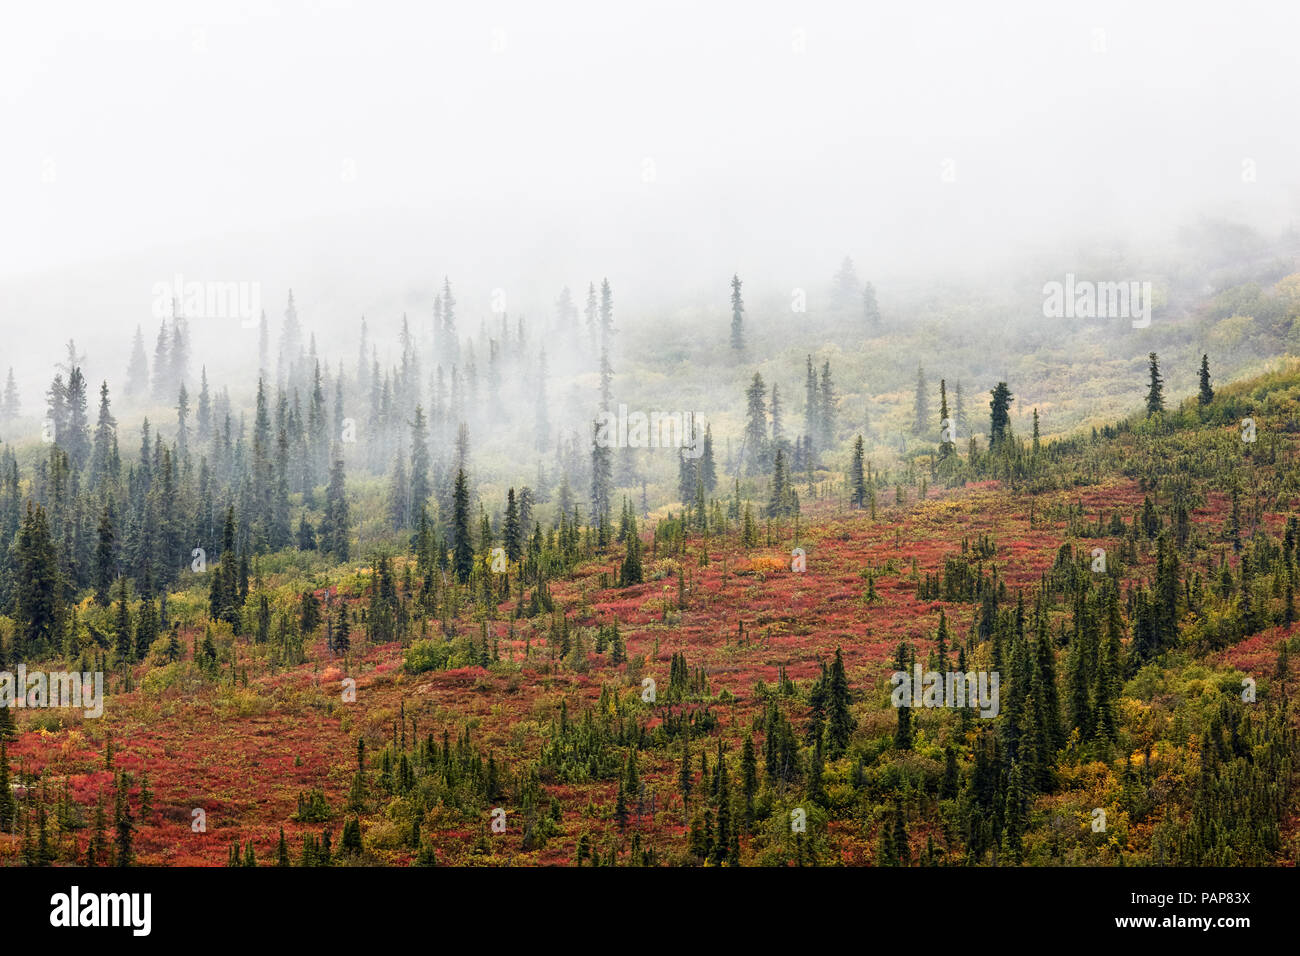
[504,488,522,563]
[804,356,820,453]
[818,362,835,449]
[123,325,148,400]
[730,274,745,350]
[743,373,768,475]
[740,736,757,828]
[863,281,881,328]
[833,256,859,308]
[410,405,431,518]
[388,450,410,530]
[334,601,350,655]
[297,513,317,550]
[63,367,90,470]
[825,647,856,758]
[90,380,117,488]
[989,382,1014,446]
[14,502,60,657]
[1198,354,1214,406]
[938,378,955,456]
[0,368,18,422]
[913,365,929,435]
[619,517,643,586]
[196,367,212,444]
[0,740,14,831]
[323,449,349,560]
[849,435,867,508]
[590,420,613,541]
[93,502,116,606]
[767,448,791,518]
[699,425,717,493]
[1145,352,1164,417]
[452,468,474,583]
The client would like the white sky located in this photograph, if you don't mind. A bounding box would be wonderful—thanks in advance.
[4,0,1298,278]
[0,0,1297,397]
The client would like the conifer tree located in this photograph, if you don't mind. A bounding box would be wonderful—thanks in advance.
[1145,352,1164,417]
[863,281,881,328]
[15,502,60,656]
[833,256,860,308]
[452,468,474,583]
[819,362,835,449]
[938,379,955,456]
[1198,354,1214,406]
[322,449,350,560]
[504,488,522,563]
[0,367,18,422]
[63,367,91,470]
[334,601,350,655]
[46,372,68,445]
[891,803,910,866]
[677,446,698,504]
[410,405,431,519]
[743,373,768,475]
[849,435,867,508]
[388,450,410,530]
[175,382,190,459]
[151,321,171,402]
[1033,610,1062,755]
[196,367,211,444]
[93,502,116,606]
[825,647,856,758]
[678,740,692,812]
[740,735,757,828]
[699,425,717,493]
[135,585,158,660]
[804,356,820,454]
[1001,762,1029,862]
[913,365,929,435]
[730,274,745,350]
[125,326,149,401]
[619,516,643,586]
[297,513,317,550]
[0,740,14,831]
[989,382,1014,446]
[90,381,117,488]
[590,420,613,541]
[766,447,793,518]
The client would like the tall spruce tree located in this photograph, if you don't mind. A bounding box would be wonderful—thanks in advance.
[1145,352,1164,417]
[322,450,350,560]
[743,373,768,475]
[15,502,60,656]
[825,647,856,758]
[863,281,881,328]
[1198,353,1214,406]
[989,382,1014,446]
[125,325,149,401]
[451,468,474,583]
[849,435,867,508]
[730,274,745,350]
